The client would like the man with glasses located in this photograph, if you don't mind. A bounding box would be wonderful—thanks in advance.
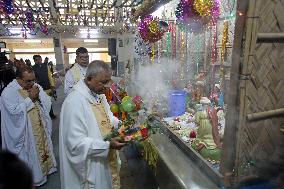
[60,61,125,189]
[0,66,57,187]
[64,47,89,95]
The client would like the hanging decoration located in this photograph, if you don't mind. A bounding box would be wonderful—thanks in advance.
[179,30,186,79]
[210,22,218,93]
[151,43,155,63]
[221,21,229,64]
[195,34,201,74]
[39,23,49,35]
[180,31,186,64]
[166,32,171,57]
[134,33,151,59]
[220,21,229,90]
[25,11,34,31]
[141,139,159,170]
[138,15,168,43]
[157,40,162,64]
[211,23,218,65]
[171,22,177,58]
[175,0,206,33]
[175,0,199,22]
[194,0,220,20]
[176,22,186,32]
[185,32,194,77]
[1,0,14,14]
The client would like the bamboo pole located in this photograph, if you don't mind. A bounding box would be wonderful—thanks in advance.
[257,33,284,43]
[220,0,249,177]
[247,108,284,121]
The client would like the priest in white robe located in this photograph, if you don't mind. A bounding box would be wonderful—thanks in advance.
[1,66,57,186]
[64,47,89,96]
[59,60,125,189]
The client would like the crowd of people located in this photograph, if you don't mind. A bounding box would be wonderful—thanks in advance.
[0,47,126,189]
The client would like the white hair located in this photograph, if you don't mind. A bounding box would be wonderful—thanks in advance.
[85,60,111,78]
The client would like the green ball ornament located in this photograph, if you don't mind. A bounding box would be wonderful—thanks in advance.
[110,104,119,113]
[122,101,135,112]
[119,104,125,112]
[122,96,132,103]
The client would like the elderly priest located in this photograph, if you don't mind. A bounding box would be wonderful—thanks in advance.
[1,66,57,186]
[59,60,125,189]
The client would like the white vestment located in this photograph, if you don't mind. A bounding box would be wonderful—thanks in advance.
[64,63,87,96]
[59,79,120,189]
[1,79,57,186]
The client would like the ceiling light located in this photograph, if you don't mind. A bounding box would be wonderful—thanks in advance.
[79,29,99,34]
[24,39,42,43]
[84,39,98,43]
[9,28,22,34]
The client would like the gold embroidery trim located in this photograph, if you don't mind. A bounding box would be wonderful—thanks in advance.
[71,64,82,84]
[18,89,54,175]
[90,99,120,189]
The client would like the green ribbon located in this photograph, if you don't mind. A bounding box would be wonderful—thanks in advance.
[166,32,171,57]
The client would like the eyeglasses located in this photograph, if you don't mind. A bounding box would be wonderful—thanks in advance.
[21,79,36,84]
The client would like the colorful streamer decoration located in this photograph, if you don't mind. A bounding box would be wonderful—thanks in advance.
[211,23,218,65]
[25,11,34,31]
[179,30,186,79]
[175,0,205,33]
[186,32,193,74]
[166,32,171,57]
[138,15,168,43]
[194,0,220,20]
[40,23,49,35]
[221,21,229,63]
[1,0,14,14]
[175,0,200,22]
[151,43,155,63]
[171,22,177,58]
[220,21,229,90]
[134,33,151,59]
[157,40,162,64]
[195,34,201,74]
[210,23,218,92]
[180,31,186,63]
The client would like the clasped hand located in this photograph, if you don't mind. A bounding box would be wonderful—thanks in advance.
[28,85,40,102]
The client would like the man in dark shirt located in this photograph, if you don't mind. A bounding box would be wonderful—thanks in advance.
[0,54,15,95]
[32,55,56,119]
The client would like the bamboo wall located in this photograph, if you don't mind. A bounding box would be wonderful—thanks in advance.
[222,0,284,186]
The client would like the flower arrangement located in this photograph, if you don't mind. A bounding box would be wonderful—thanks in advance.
[104,114,161,143]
